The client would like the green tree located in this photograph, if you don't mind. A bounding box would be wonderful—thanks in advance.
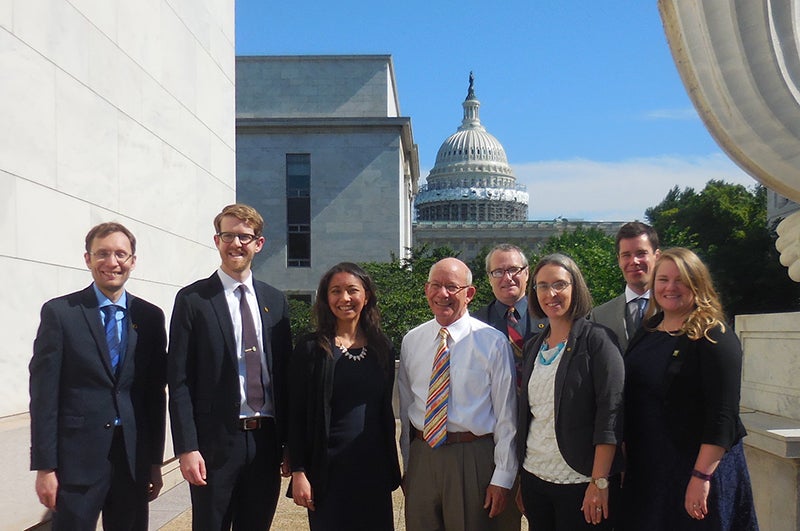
[288,297,313,344]
[646,180,800,317]
[533,227,621,305]
[364,244,464,353]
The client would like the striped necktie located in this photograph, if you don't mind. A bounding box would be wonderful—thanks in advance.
[506,307,524,390]
[424,327,450,448]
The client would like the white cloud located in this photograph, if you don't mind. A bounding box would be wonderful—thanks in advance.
[512,153,759,221]
[642,107,699,120]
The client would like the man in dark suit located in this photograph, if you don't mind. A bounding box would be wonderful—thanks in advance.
[29,222,167,530]
[590,222,660,351]
[473,243,547,385]
[472,243,545,531]
[168,204,292,530]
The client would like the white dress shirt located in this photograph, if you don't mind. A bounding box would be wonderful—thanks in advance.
[217,269,273,418]
[398,312,518,489]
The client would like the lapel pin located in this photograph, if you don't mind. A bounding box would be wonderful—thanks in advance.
[263,307,269,313]
[672,350,680,357]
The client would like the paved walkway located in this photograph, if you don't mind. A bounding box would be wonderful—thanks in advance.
[152,476,407,530]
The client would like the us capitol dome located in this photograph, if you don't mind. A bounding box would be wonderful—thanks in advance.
[414,73,529,222]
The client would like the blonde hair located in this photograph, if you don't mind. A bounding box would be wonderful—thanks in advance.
[647,247,726,341]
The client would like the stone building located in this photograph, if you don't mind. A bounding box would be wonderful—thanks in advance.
[1,1,234,527]
[415,73,528,222]
[236,55,419,299]
[413,74,623,260]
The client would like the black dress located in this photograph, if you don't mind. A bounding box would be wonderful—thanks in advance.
[308,347,394,531]
[621,330,758,531]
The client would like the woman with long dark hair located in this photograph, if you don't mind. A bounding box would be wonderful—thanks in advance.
[288,262,400,530]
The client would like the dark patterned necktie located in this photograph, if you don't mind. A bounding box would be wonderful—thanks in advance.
[238,285,264,412]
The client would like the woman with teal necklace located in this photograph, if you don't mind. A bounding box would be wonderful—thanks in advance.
[515,253,625,531]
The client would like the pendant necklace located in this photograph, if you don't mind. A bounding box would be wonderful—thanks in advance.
[336,330,367,361]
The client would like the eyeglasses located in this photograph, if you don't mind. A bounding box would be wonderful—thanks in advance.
[489,266,527,279]
[533,280,571,293]
[426,282,469,295]
[217,232,258,245]
[89,250,133,263]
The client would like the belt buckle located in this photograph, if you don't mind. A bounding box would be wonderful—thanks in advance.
[241,417,260,431]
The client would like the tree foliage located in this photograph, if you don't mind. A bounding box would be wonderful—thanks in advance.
[532,227,621,306]
[646,180,800,317]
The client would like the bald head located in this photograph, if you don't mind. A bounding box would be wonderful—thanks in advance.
[425,258,476,326]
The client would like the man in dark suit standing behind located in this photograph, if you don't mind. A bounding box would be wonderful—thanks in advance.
[168,204,292,530]
[29,222,167,530]
[590,222,660,351]
[473,243,546,531]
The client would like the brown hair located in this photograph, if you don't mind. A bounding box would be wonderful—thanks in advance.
[85,222,136,255]
[213,204,264,236]
[615,221,659,254]
[528,253,593,320]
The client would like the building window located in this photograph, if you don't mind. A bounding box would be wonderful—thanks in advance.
[286,154,311,267]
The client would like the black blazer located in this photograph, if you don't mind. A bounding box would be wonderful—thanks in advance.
[627,314,747,452]
[29,285,167,485]
[517,317,625,477]
[168,272,292,463]
[287,334,401,496]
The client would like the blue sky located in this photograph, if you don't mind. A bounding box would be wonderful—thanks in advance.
[235,1,756,221]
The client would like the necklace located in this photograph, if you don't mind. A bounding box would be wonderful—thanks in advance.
[337,343,367,361]
[538,340,566,366]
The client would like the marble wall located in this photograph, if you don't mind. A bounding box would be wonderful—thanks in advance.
[0,1,234,527]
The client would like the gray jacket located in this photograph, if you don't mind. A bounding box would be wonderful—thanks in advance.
[517,317,625,477]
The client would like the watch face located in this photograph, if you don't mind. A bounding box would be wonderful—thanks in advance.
[594,477,609,489]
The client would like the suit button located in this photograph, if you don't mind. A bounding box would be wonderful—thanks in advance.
[104,422,113,429]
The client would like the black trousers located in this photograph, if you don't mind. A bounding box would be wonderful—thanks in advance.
[520,470,619,531]
[189,419,281,531]
[53,427,148,531]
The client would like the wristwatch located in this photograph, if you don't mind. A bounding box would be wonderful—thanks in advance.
[591,477,609,489]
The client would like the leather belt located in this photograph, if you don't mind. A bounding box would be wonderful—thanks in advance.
[238,417,268,431]
[414,428,491,445]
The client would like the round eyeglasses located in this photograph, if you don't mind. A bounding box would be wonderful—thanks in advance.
[217,232,258,245]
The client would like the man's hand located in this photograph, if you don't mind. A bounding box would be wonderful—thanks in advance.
[483,484,509,518]
[179,451,207,486]
[280,448,291,477]
[148,464,164,501]
[35,470,58,510]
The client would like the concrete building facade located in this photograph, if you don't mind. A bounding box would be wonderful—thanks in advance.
[0,2,235,527]
[236,55,419,298]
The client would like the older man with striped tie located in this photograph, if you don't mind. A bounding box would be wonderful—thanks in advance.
[399,257,518,531]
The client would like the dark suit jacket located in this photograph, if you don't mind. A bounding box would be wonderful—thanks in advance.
[287,334,401,497]
[168,272,292,465]
[516,317,625,477]
[627,314,747,452]
[472,297,548,343]
[29,285,167,486]
[589,294,628,351]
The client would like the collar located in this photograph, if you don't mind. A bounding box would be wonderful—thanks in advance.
[92,284,128,309]
[625,286,650,304]
[436,311,472,343]
[217,268,255,295]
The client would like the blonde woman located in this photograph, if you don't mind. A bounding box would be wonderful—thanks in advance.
[621,248,758,530]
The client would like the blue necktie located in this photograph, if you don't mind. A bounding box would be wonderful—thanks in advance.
[102,305,121,373]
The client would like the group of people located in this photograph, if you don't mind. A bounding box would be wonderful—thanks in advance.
[29,204,759,531]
